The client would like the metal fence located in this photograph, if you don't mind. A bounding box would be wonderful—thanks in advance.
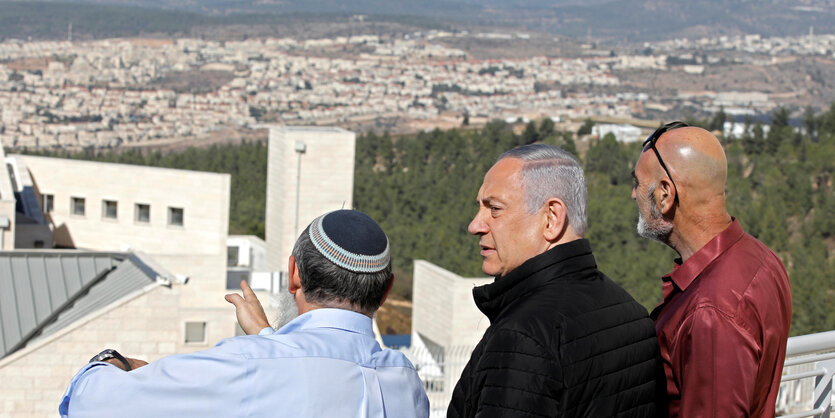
[401,345,474,417]
[777,330,835,418]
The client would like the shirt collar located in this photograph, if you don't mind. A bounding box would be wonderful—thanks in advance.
[473,238,596,321]
[666,218,745,292]
[275,308,374,337]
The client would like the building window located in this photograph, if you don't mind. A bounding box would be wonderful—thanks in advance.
[168,207,184,227]
[102,200,118,220]
[71,197,85,216]
[184,322,206,344]
[42,194,54,214]
[227,246,239,267]
[226,270,250,290]
[135,203,150,223]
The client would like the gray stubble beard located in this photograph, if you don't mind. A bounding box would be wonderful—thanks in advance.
[272,290,299,330]
[637,186,673,242]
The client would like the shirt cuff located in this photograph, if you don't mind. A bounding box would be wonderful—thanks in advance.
[258,326,274,336]
[59,362,113,416]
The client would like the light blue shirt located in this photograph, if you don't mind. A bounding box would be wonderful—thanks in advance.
[60,308,429,417]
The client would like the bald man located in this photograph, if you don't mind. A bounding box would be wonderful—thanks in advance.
[631,121,792,417]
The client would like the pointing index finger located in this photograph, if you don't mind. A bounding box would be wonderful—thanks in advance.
[240,279,256,300]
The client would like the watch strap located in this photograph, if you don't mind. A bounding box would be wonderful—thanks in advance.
[89,349,132,371]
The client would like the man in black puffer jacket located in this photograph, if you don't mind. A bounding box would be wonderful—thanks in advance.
[448,144,666,417]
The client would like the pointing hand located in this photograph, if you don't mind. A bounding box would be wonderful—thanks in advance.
[225,280,271,335]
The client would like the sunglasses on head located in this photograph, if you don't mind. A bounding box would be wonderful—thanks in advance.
[641,121,689,203]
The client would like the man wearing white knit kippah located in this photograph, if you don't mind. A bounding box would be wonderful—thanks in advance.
[60,210,429,418]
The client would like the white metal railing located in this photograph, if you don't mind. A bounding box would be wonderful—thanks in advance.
[777,330,835,417]
[403,331,835,417]
[402,344,474,417]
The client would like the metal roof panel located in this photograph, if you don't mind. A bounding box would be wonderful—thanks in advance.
[0,251,160,359]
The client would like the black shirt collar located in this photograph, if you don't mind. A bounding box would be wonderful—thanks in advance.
[472,239,597,321]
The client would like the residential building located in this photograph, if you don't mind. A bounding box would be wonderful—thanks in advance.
[0,125,361,415]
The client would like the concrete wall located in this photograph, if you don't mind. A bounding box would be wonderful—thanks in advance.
[0,200,13,251]
[264,126,355,272]
[412,260,491,348]
[14,224,53,249]
[411,260,492,413]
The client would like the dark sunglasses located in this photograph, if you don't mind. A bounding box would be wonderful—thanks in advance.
[641,121,690,203]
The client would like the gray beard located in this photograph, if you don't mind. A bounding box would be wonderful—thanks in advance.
[271,290,299,330]
[637,191,673,242]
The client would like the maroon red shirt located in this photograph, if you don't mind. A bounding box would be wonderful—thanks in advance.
[651,219,792,417]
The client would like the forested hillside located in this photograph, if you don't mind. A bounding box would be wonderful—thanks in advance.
[16,105,835,336]
[353,110,835,338]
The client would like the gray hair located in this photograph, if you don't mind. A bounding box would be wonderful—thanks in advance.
[498,144,588,236]
[291,225,392,314]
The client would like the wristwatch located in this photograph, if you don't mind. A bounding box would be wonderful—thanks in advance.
[89,349,132,371]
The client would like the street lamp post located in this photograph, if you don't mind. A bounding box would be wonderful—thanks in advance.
[293,140,306,239]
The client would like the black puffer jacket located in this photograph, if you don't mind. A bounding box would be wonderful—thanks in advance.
[448,239,666,417]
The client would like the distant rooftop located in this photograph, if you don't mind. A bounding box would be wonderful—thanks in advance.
[271,126,350,133]
[13,154,233,178]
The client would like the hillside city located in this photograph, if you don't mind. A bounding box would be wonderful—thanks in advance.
[0,8,833,416]
[1,30,834,148]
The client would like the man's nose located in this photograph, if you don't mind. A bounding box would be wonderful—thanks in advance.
[631,187,637,200]
[468,211,487,236]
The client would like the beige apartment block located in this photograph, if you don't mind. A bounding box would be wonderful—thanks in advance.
[16,155,231,306]
[264,126,355,272]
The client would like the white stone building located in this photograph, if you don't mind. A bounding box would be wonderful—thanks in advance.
[0,125,358,416]
[591,123,644,143]
[264,126,355,274]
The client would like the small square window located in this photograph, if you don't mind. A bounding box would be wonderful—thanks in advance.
[185,321,206,344]
[71,197,85,216]
[226,270,250,290]
[102,200,118,219]
[168,207,184,227]
[135,203,150,223]
[42,194,54,214]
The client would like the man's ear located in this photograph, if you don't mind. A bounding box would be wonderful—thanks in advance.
[288,255,302,294]
[657,178,677,214]
[379,274,395,307]
[543,198,568,242]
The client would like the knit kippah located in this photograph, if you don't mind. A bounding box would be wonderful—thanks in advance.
[308,210,391,273]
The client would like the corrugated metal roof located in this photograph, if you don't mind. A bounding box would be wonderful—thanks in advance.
[0,251,159,359]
